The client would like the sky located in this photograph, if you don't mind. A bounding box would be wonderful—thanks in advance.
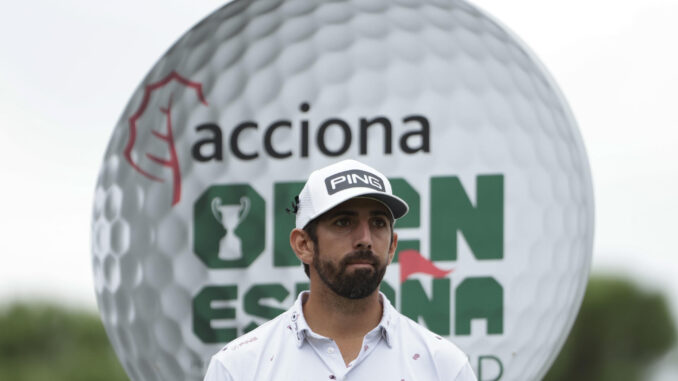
[0,0,676,329]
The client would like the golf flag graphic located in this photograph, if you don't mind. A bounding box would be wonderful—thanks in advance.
[399,250,454,283]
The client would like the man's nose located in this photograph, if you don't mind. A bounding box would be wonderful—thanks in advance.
[353,220,372,249]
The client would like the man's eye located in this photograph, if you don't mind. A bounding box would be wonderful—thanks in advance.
[372,218,387,228]
[334,218,351,227]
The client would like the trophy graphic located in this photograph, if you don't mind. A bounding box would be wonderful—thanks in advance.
[211,196,251,260]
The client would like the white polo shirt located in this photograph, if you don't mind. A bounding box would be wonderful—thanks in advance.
[204,291,476,381]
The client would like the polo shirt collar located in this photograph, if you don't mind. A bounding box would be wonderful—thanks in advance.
[288,291,398,348]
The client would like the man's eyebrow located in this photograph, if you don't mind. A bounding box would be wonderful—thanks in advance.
[324,210,358,220]
[370,210,390,218]
[323,209,390,220]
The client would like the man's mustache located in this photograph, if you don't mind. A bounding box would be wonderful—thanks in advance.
[340,250,379,267]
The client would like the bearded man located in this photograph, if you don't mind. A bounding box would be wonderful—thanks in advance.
[204,160,476,381]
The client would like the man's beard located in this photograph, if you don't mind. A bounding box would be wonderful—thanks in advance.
[313,247,387,299]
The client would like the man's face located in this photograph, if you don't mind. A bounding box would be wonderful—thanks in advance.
[311,197,397,299]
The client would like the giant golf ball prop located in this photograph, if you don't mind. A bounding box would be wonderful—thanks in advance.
[92,0,594,380]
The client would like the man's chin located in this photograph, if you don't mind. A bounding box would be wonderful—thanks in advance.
[342,284,379,299]
[336,273,383,299]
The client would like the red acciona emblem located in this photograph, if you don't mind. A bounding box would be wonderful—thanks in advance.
[124,71,208,206]
[399,250,453,283]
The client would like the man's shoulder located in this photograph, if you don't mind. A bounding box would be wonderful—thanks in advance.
[396,312,468,362]
[394,313,475,379]
[204,306,302,381]
[211,310,291,363]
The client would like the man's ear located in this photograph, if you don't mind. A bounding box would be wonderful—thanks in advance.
[388,232,398,265]
[290,228,315,266]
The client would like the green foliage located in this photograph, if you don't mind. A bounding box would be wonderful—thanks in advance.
[0,302,128,381]
[545,275,677,381]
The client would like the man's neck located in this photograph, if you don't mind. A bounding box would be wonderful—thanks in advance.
[302,284,383,341]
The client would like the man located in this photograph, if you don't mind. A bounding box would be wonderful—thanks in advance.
[204,159,477,380]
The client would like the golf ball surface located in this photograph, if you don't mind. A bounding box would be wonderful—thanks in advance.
[92,0,594,380]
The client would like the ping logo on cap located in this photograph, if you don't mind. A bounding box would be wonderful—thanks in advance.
[325,170,385,195]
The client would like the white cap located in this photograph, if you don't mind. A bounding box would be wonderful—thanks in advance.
[295,159,409,229]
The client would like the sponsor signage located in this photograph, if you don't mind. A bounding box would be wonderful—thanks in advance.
[92,2,594,381]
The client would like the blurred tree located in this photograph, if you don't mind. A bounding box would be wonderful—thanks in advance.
[0,302,128,381]
[544,275,677,381]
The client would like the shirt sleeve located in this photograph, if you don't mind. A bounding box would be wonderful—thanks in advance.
[454,361,478,381]
[204,356,235,381]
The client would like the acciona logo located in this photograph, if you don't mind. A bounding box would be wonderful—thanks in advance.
[124,71,431,207]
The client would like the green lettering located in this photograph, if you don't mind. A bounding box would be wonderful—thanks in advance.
[243,322,258,334]
[390,178,420,263]
[401,278,451,335]
[456,277,503,335]
[244,284,290,320]
[295,282,309,295]
[390,178,420,228]
[431,175,504,261]
[243,284,290,331]
[273,182,305,267]
[193,286,238,343]
[380,281,396,307]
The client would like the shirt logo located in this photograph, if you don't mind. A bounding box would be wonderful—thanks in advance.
[325,170,385,195]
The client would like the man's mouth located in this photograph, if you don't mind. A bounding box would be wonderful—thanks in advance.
[347,261,374,267]
[344,258,377,270]
[341,250,379,270]
[345,263,375,273]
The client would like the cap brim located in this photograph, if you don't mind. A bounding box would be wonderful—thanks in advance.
[306,189,409,227]
[357,193,409,220]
